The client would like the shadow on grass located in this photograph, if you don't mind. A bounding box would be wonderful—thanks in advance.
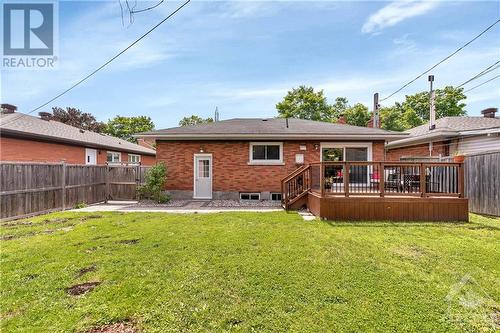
[319,219,499,231]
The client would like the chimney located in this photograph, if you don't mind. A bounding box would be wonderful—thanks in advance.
[337,114,346,124]
[481,108,497,118]
[1,104,17,114]
[38,112,52,121]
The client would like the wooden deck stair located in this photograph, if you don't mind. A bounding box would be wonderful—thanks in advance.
[281,165,311,209]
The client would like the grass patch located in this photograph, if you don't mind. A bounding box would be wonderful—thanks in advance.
[1,212,499,332]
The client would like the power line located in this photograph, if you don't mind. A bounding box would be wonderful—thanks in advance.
[1,0,191,127]
[457,60,500,87]
[380,19,500,102]
[464,73,500,93]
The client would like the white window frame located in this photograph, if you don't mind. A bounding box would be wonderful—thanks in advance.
[106,151,121,164]
[128,154,141,165]
[240,192,261,201]
[320,142,373,161]
[248,142,284,165]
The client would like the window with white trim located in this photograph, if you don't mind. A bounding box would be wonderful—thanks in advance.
[128,154,141,164]
[240,193,260,200]
[249,142,283,164]
[107,151,121,164]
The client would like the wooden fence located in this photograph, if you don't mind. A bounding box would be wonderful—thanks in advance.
[0,162,150,220]
[462,151,499,216]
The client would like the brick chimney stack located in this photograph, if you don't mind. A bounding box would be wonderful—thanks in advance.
[337,114,346,124]
[1,104,17,114]
[481,108,497,118]
[38,112,53,121]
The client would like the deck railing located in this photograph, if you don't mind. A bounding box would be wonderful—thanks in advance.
[282,161,464,209]
[312,161,464,197]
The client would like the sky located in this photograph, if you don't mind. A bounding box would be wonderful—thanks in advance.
[1,0,499,129]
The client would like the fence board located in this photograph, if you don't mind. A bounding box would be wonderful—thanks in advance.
[0,163,150,220]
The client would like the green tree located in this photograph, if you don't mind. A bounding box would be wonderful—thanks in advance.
[276,86,334,122]
[331,97,349,121]
[402,107,424,129]
[403,86,466,120]
[137,162,169,203]
[52,107,105,132]
[104,116,155,143]
[179,115,214,127]
[344,103,371,127]
[380,106,405,132]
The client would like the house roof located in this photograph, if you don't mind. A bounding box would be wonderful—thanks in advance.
[387,116,500,149]
[0,112,156,155]
[137,118,408,141]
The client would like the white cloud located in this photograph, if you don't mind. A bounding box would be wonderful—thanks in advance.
[362,1,439,34]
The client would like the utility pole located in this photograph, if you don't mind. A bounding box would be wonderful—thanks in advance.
[428,75,436,130]
[373,93,380,128]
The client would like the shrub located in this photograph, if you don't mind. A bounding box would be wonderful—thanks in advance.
[138,162,170,203]
[75,202,87,209]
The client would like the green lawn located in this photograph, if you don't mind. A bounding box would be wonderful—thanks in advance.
[1,212,499,333]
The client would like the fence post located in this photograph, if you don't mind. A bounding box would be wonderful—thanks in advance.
[320,163,325,197]
[458,162,465,198]
[379,162,385,197]
[105,165,110,203]
[344,162,350,197]
[61,162,66,210]
[420,163,426,197]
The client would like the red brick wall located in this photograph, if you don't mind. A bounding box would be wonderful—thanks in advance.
[0,137,85,163]
[156,140,386,193]
[0,137,156,165]
[386,141,449,161]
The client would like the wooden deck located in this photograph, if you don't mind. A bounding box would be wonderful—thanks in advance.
[282,161,468,222]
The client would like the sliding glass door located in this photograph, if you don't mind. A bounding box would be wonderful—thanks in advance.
[321,144,370,184]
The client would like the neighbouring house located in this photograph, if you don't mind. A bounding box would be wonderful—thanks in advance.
[0,104,156,165]
[136,117,407,200]
[386,108,500,161]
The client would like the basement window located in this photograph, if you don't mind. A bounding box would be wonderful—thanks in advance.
[271,193,282,201]
[240,193,260,201]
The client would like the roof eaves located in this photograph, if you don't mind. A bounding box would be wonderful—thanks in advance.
[386,130,458,149]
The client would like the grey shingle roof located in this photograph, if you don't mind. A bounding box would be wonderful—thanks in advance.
[137,118,407,140]
[407,116,500,136]
[0,113,155,155]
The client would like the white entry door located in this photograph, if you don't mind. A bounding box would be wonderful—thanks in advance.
[85,148,97,165]
[193,154,212,199]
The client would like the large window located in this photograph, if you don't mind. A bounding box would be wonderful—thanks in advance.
[107,151,121,164]
[321,143,372,184]
[249,142,283,164]
[128,154,141,164]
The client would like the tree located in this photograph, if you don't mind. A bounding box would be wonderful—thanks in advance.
[104,116,155,143]
[51,107,105,132]
[343,103,371,127]
[331,97,349,120]
[276,86,334,122]
[403,86,466,120]
[179,115,214,127]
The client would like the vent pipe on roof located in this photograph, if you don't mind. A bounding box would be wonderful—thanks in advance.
[1,104,17,114]
[214,106,220,121]
[285,117,289,128]
[39,112,52,121]
[481,108,497,118]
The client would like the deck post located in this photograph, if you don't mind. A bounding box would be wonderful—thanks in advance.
[320,163,325,197]
[344,163,349,197]
[458,162,465,198]
[420,163,426,197]
[379,162,384,197]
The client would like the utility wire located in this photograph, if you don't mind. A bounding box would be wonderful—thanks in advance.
[464,73,500,92]
[457,60,500,87]
[380,19,500,102]
[1,0,191,127]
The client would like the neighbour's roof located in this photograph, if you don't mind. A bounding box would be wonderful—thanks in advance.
[0,112,156,155]
[387,116,500,149]
[137,118,407,141]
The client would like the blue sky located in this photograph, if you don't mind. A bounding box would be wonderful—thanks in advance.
[1,0,499,129]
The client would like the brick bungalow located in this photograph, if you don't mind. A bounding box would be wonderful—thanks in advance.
[0,104,156,165]
[386,108,500,161]
[137,118,406,200]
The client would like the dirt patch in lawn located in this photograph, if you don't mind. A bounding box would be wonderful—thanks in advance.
[66,281,101,296]
[118,239,139,245]
[393,245,427,259]
[76,265,97,278]
[85,322,137,333]
[80,215,104,221]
